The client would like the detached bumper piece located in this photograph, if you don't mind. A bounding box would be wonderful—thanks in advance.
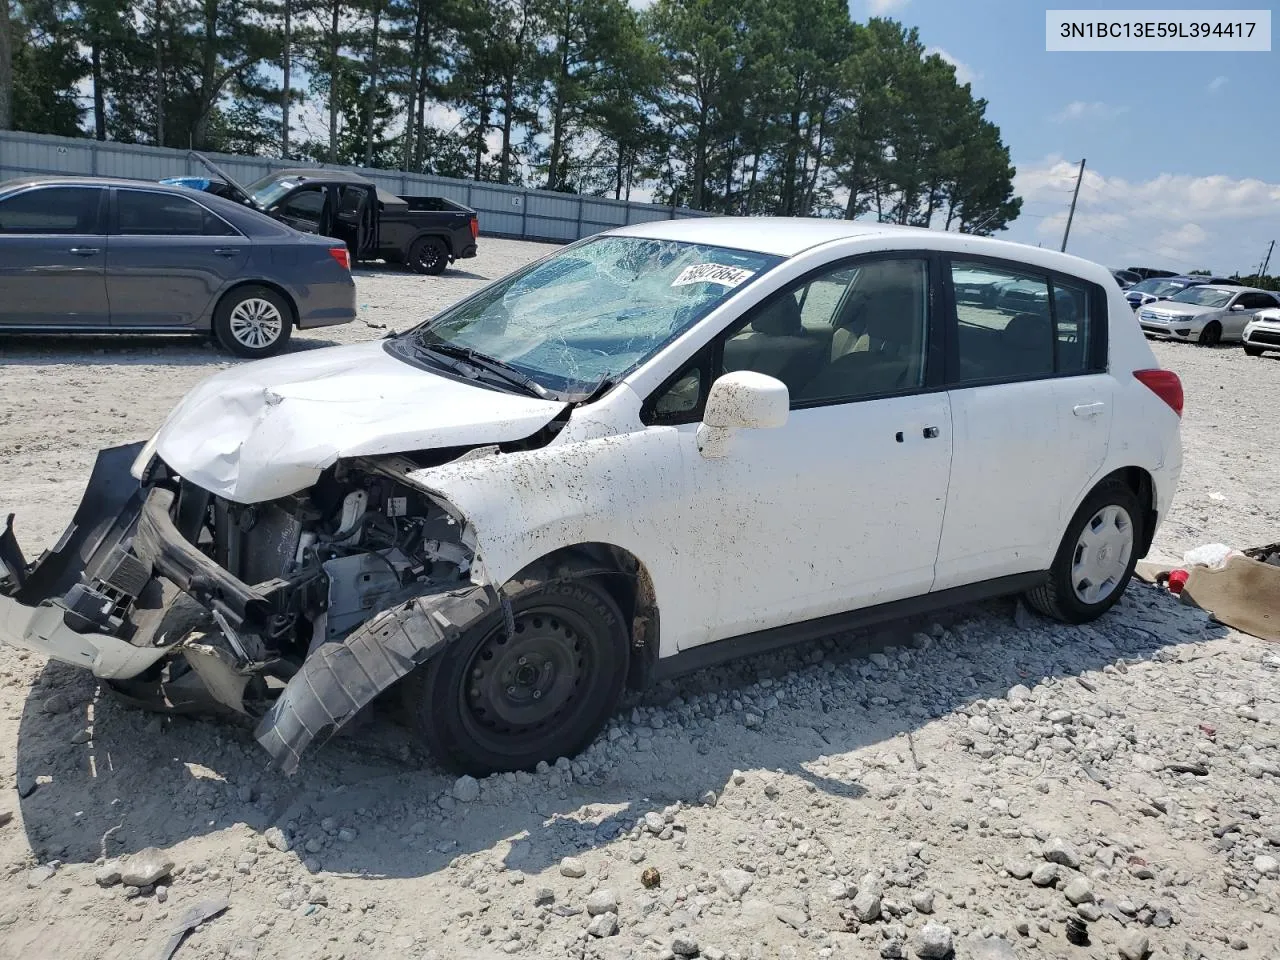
[255,584,493,773]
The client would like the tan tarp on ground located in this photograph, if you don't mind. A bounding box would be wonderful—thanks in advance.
[1135,547,1280,643]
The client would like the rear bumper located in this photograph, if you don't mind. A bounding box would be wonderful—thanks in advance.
[295,279,357,330]
[457,242,477,259]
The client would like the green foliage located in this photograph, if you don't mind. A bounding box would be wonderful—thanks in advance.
[4,0,1020,230]
[1236,274,1279,292]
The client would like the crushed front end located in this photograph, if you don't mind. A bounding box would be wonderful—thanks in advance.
[0,442,489,769]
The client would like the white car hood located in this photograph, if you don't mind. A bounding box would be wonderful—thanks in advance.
[154,340,568,504]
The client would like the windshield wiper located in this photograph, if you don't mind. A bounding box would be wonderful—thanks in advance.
[415,338,554,400]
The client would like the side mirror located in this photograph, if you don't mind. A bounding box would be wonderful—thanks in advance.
[696,371,789,459]
[1229,303,1245,312]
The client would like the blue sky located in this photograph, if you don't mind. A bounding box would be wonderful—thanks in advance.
[853,0,1279,274]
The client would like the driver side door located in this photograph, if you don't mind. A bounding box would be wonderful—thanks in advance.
[644,254,954,647]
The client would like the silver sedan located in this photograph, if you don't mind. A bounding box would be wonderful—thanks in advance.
[1136,285,1280,346]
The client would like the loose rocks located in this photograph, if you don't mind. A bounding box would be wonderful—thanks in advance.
[586,889,617,916]
[120,848,174,887]
[1043,838,1081,870]
[913,923,953,959]
[559,857,586,879]
[717,868,753,899]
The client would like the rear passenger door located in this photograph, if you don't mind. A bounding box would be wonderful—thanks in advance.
[106,188,249,327]
[0,185,110,328]
[933,259,1112,591]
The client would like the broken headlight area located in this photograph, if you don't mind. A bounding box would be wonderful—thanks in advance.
[1,446,477,731]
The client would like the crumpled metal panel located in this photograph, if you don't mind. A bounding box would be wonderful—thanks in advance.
[254,583,493,773]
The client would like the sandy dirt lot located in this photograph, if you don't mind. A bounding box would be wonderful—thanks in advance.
[1,241,1278,960]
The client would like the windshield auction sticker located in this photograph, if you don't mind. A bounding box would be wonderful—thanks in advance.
[1047,9,1271,50]
[671,264,756,288]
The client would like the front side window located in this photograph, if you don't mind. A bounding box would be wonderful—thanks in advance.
[1240,292,1278,309]
[391,236,782,398]
[0,187,103,234]
[1170,287,1233,308]
[117,191,237,236]
[279,188,326,226]
[721,257,929,406]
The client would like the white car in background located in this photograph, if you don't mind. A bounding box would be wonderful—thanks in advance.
[1,219,1184,776]
[1243,305,1280,357]
[1137,285,1280,346]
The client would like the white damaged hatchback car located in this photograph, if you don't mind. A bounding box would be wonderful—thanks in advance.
[0,219,1184,775]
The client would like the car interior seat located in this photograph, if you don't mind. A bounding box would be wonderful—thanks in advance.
[797,286,923,401]
[721,294,826,395]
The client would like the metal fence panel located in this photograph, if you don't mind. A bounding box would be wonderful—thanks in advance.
[0,129,706,242]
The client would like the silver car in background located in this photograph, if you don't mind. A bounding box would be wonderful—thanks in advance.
[1137,285,1280,346]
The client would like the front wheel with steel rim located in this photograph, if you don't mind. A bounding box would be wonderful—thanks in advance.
[1197,321,1222,347]
[1025,479,1144,624]
[403,576,630,775]
[212,285,293,358]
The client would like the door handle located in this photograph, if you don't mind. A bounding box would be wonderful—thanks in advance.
[1073,402,1106,418]
[212,247,242,256]
[922,426,940,439]
[69,246,101,256]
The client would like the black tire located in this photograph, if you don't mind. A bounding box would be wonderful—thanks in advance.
[1024,479,1143,624]
[407,236,449,276]
[212,285,293,358]
[403,576,629,775]
[1197,321,1222,347]
[1244,344,1264,357]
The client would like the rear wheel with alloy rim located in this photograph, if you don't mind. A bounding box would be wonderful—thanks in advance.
[213,285,293,358]
[407,236,449,276]
[1025,479,1143,623]
[403,576,629,775]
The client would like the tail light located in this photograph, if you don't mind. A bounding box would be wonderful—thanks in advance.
[470,216,479,240]
[1134,368,1183,417]
[328,246,351,270]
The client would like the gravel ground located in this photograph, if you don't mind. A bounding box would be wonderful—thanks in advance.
[1,241,1279,960]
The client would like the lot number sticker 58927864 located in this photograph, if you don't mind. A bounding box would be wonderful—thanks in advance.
[671,264,756,288]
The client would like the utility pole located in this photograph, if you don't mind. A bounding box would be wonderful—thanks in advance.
[1261,240,1275,278]
[1060,158,1086,252]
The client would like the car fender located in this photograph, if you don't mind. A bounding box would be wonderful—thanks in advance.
[401,416,707,657]
[407,229,455,257]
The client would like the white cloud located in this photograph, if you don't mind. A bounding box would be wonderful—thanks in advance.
[1006,157,1280,274]
[867,0,910,14]
[926,46,979,86]
[1050,101,1130,123]
[1208,75,1229,93]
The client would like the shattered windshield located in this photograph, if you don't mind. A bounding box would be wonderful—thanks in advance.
[393,236,782,397]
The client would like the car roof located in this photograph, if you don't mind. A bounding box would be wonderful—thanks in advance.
[1189,284,1265,294]
[1,174,214,193]
[608,216,1108,280]
[0,174,324,242]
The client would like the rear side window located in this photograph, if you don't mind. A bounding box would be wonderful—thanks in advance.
[951,262,1053,381]
[1052,277,1092,374]
[0,187,103,234]
[116,190,237,237]
[949,260,1103,383]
